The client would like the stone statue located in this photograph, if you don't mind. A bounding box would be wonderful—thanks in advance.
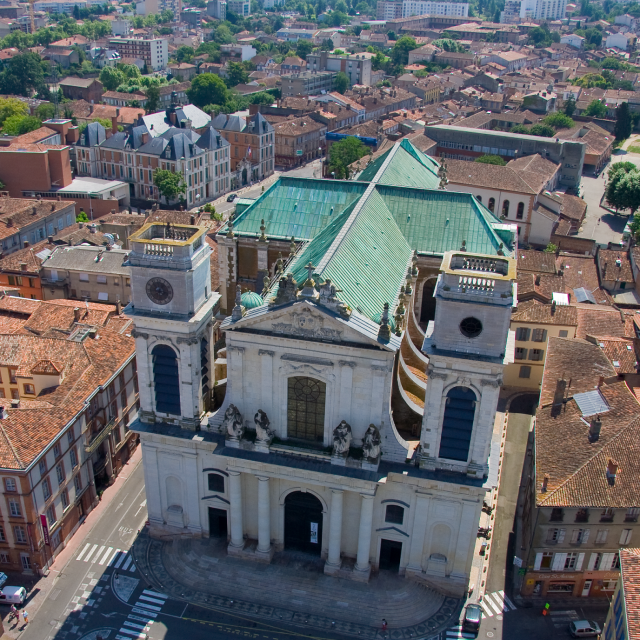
[318,278,351,318]
[223,404,244,440]
[363,424,381,462]
[271,273,298,307]
[332,420,352,456]
[254,409,273,442]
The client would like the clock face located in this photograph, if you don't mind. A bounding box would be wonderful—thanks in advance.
[146,277,173,305]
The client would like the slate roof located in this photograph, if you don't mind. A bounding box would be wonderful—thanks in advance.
[41,246,130,276]
[143,104,211,137]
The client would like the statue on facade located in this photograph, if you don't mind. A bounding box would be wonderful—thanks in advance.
[332,420,352,456]
[318,278,351,318]
[271,273,298,307]
[223,404,244,440]
[254,409,274,442]
[363,424,381,462]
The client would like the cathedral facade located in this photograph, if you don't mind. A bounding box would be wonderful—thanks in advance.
[128,139,517,597]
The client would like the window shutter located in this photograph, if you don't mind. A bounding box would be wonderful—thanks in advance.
[602,553,615,570]
[620,529,632,546]
[587,553,598,571]
[571,529,580,544]
[581,529,590,544]
[596,529,608,544]
[542,329,548,341]
[552,553,567,571]
[557,528,566,543]
[534,553,543,570]
[575,553,585,571]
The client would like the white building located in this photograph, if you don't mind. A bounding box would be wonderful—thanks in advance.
[520,0,566,21]
[402,0,468,17]
[606,32,637,51]
[500,0,521,23]
[227,0,250,15]
[560,33,584,48]
[615,13,638,30]
[108,36,168,71]
[127,204,516,596]
[111,18,132,36]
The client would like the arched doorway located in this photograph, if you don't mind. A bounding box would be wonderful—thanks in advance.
[284,491,323,555]
[152,344,181,415]
[420,279,437,324]
[287,377,326,442]
[242,167,248,185]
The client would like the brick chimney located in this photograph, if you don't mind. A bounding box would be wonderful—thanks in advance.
[112,115,118,135]
[588,416,602,442]
[541,474,549,492]
[73,307,81,322]
[606,458,619,484]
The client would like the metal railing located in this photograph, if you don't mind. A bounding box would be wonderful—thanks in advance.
[85,419,115,454]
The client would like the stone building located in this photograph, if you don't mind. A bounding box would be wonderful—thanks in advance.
[128,138,518,597]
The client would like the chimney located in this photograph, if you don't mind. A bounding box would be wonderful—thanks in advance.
[89,224,97,234]
[89,104,94,115]
[50,203,55,211]
[551,300,556,313]
[606,458,619,484]
[588,416,602,442]
[190,214,196,224]
[32,206,36,215]
[23,240,29,248]
[36,194,41,200]
[73,307,81,322]
[79,222,84,229]
[47,236,53,244]
[112,115,118,135]
[541,474,549,492]
[598,375,605,388]
[141,132,149,144]
[116,299,121,315]
[10,399,19,410]
[57,196,61,201]
[553,378,566,406]
[535,274,541,285]
[5,218,11,227]
[19,262,26,270]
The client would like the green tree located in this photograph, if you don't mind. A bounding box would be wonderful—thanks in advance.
[475,154,506,166]
[334,71,349,93]
[175,45,195,63]
[35,102,55,120]
[543,113,574,129]
[0,52,45,96]
[629,212,640,242]
[528,124,555,137]
[145,84,160,113]
[214,24,234,44]
[432,38,465,52]
[328,136,368,179]
[76,211,90,223]
[606,162,636,212]
[153,168,187,203]
[614,170,640,214]
[99,66,125,91]
[2,114,42,135]
[225,62,249,87]
[391,36,417,65]
[584,99,608,117]
[77,118,112,135]
[615,101,632,141]
[564,95,576,117]
[187,73,229,108]
[0,97,28,126]
[295,39,314,60]
[510,124,529,134]
[119,63,141,79]
[544,243,557,253]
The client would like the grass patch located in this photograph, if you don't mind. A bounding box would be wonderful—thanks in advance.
[628,145,640,154]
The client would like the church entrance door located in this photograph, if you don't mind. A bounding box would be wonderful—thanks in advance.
[208,507,228,538]
[379,539,402,572]
[284,492,323,555]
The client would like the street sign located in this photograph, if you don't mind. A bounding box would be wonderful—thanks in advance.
[513,556,523,567]
[296,150,303,156]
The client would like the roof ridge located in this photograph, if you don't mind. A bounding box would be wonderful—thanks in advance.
[0,418,24,470]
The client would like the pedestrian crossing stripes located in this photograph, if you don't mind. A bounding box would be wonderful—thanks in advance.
[116,590,168,640]
[75,543,137,573]
[478,591,517,618]
[445,627,476,639]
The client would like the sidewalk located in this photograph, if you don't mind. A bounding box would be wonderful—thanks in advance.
[132,531,462,639]
[1,447,143,638]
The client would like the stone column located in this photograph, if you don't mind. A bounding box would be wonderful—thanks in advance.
[324,489,343,574]
[354,494,374,578]
[256,476,272,556]
[228,471,244,550]
[407,493,430,573]
[105,434,114,484]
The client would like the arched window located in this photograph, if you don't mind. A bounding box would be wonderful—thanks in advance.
[517,202,524,220]
[502,200,510,217]
[152,344,181,416]
[439,386,476,462]
[287,377,326,441]
[488,197,495,212]
[476,195,482,203]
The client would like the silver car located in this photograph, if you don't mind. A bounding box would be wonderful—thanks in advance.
[569,620,602,638]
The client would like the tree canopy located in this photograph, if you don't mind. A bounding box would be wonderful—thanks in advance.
[615,101,632,141]
[99,66,126,91]
[334,71,349,93]
[154,168,186,203]
[187,73,230,108]
[584,99,608,118]
[606,162,640,213]
[2,114,41,135]
[328,136,369,179]
[475,154,506,166]
[0,52,45,97]
[391,36,417,66]
[543,113,575,130]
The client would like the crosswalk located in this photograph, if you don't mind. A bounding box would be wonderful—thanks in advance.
[116,590,168,640]
[76,542,137,573]
[445,627,477,639]
[478,590,517,618]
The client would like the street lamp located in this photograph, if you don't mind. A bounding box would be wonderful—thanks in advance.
[331,172,335,179]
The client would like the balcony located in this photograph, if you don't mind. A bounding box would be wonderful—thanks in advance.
[85,419,115,455]
[41,277,69,287]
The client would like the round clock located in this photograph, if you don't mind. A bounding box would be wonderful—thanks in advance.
[146,277,173,305]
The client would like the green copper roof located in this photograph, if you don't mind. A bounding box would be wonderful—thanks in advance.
[241,291,265,309]
[357,137,440,189]
[226,177,368,241]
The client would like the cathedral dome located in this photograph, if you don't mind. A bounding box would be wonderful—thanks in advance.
[371,312,396,332]
[241,291,265,310]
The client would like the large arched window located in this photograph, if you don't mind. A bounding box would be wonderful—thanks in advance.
[438,386,476,462]
[488,197,495,212]
[517,202,524,220]
[152,344,181,416]
[287,377,326,441]
[502,200,510,217]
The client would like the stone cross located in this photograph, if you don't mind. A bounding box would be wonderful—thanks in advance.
[305,262,316,282]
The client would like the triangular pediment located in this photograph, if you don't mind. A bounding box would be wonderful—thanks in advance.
[224,300,400,351]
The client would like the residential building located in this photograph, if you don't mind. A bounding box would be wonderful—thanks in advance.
[40,47,79,68]
[376,0,403,18]
[0,296,138,574]
[519,0,567,20]
[59,77,104,103]
[560,33,584,48]
[272,116,326,168]
[220,43,257,62]
[227,0,249,15]
[408,43,438,64]
[500,0,521,23]
[0,18,21,38]
[0,238,55,299]
[306,51,373,87]
[402,0,469,17]
[211,112,274,188]
[596,249,638,305]
[615,13,638,29]
[602,548,640,640]
[129,140,516,597]
[434,51,475,69]
[521,336,640,599]
[281,71,336,98]
[34,0,87,13]
[424,124,586,190]
[206,0,226,20]
[108,37,168,71]
[40,245,130,304]
[606,32,637,51]
[102,91,147,107]
[167,63,196,81]
[158,83,190,108]
[276,28,315,42]
[111,18,132,36]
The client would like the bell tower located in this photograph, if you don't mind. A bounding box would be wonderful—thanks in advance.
[126,222,219,430]
[419,251,516,477]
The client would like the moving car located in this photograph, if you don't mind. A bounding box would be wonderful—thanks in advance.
[227,193,237,202]
[569,620,602,638]
[462,603,483,634]
[0,586,27,605]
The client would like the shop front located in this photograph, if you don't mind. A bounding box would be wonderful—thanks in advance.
[521,570,621,598]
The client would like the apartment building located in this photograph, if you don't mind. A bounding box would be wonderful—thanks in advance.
[519,0,567,20]
[281,71,336,97]
[402,0,469,16]
[210,112,274,188]
[227,0,249,14]
[40,246,131,304]
[603,549,640,640]
[376,1,403,18]
[0,296,138,574]
[306,51,373,87]
[206,0,226,21]
[521,336,640,599]
[108,37,168,71]
[272,116,326,168]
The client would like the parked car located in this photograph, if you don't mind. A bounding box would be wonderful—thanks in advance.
[569,620,602,638]
[227,193,237,202]
[462,603,482,634]
[0,586,26,605]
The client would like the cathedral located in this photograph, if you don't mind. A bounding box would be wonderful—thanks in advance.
[128,139,517,597]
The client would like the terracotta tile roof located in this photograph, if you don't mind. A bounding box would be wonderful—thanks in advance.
[21,301,115,337]
[599,249,634,284]
[558,193,587,222]
[620,548,640,640]
[0,198,74,241]
[273,116,325,136]
[536,377,640,507]
[0,239,54,275]
[576,304,632,339]
[557,254,603,300]
[517,249,556,274]
[588,336,639,374]
[7,126,59,147]
[512,299,578,326]
[0,316,27,333]
[0,296,40,316]
[445,159,537,195]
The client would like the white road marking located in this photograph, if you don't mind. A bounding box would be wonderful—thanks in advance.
[480,602,494,617]
[113,551,127,569]
[76,543,91,562]
[134,601,162,612]
[123,621,148,631]
[485,595,502,615]
[89,545,105,563]
[99,547,114,565]
[122,554,134,572]
[83,544,98,562]
[132,607,157,617]
[107,548,122,566]
[138,595,165,605]
[142,589,167,599]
